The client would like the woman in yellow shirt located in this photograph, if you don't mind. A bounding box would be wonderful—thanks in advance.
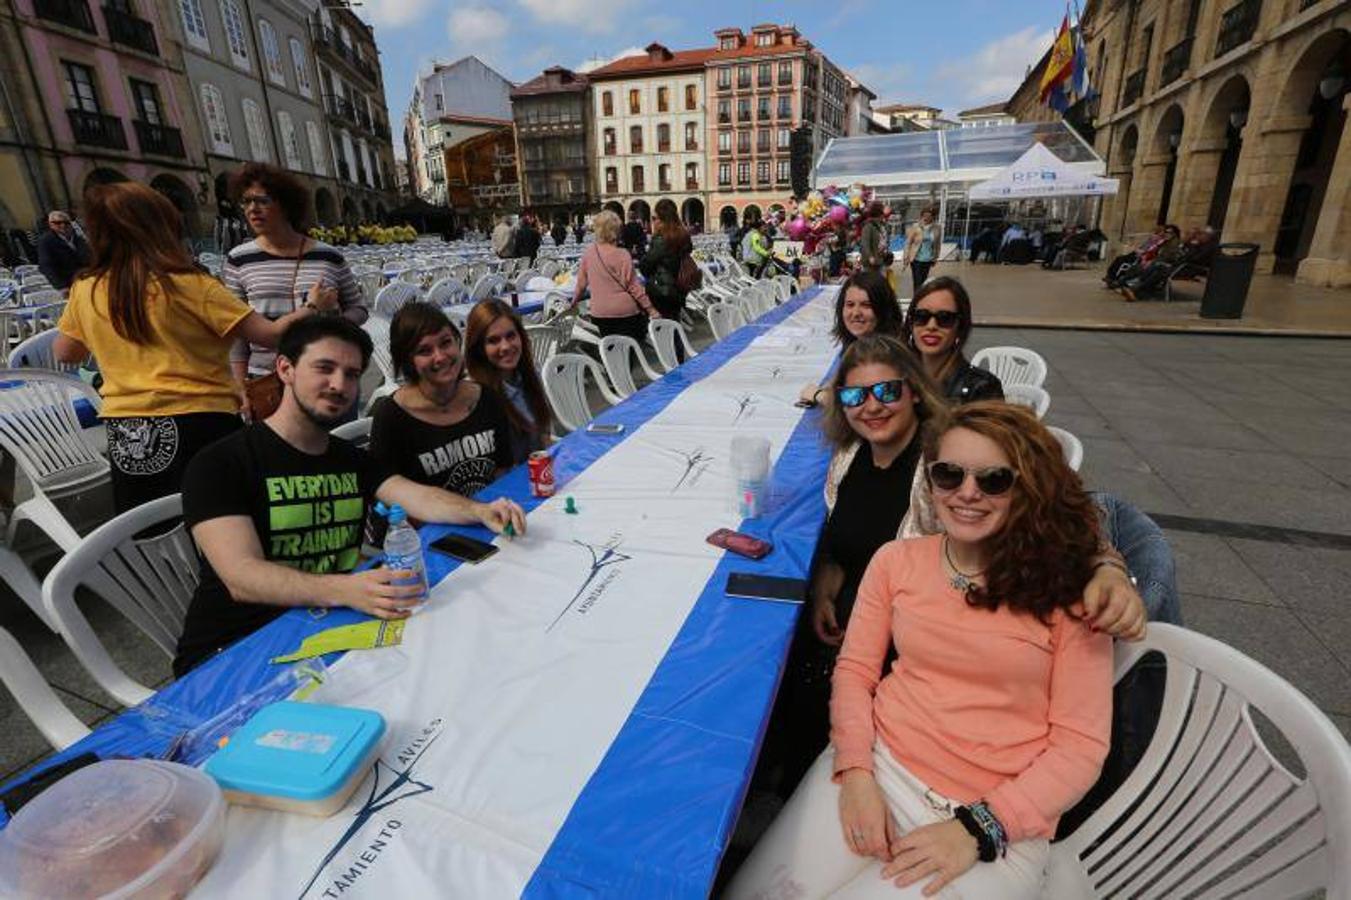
[54,182,334,513]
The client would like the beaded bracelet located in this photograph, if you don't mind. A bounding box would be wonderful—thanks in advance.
[954,801,1007,862]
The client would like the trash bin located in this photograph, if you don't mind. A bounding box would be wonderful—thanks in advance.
[1199,243,1259,319]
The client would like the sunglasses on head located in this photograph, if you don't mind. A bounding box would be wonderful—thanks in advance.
[911,309,961,329]
[836,378,906,408]
[926,461,1018,495]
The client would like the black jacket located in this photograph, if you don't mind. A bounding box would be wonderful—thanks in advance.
[515,224,542,261]
[36,230,90,290]
[619,221,647,258]
[943,358,1004,404]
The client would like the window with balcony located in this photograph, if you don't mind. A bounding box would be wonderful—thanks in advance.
[199,82,232,153]
[757,97,770,120]
[605,166,618,193]
[718,131,731,154]
[1160,36,1193,86]
[629,125,642,153]
[685,84,697,110]
[737,65,751,89]
[657,86,669,112]
[756,161,769,183]
[220,0,250,70]
[717,99,730,124]
[718,162,730,185]
[758,62,771,87]
[632,165,644,192]
[717,67,731,90]
[63,60,99,114]
[290,37,312,97]
[737,98,750,121]
[778,61,792,85]
[63,61,127,149]
[658,163,671,191]
[629,89,640,114]
[130,79,184,157]
[178,0,209,50]
[602,91,613,116]
[737,161,750,184]
[657,123,670,152]
[1215,0,1261,57]
[242,98,269,160]
[603,127,616,155]
[737,130,750,153]
[777,127,791,149]
[778,95,792,119]
[305,119,326,174]
[35,0,95,33]
[684,121,698,150]
[686,162,698,190]
[103,0,158,53]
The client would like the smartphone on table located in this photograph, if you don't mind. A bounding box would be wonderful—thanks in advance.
[429,533,498,564]
[706,528,772,559]
[586,422,624,435]
[725,572,807,604]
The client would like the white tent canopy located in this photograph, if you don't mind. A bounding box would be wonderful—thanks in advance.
[968,142,1118,200]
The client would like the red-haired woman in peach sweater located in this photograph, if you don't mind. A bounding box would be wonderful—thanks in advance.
[729,403,1113,899]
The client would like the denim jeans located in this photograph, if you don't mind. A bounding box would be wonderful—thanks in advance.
[1093,490,1182,625]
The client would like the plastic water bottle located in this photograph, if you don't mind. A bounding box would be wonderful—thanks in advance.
[731,436,770,519]
[376,502,428,611]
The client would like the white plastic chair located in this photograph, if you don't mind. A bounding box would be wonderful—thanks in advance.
[1003,383,1051,419]
[444,305,469,334]
[9,329,89,377]
[0,369,108,554]
[772,273,797,301]
[331,416,372,449]
[470,274,506,302]
[1048,425,1083,471]
[355,269,384,302]
[373,281,420,319]
[599,335,663,398]
[13,265,39,279]
[707,301,747,341]
[425,277,469,308]
[1048,623,1351,899]
[971,346,1048,388]
[541,352,623,433]
[0,625,89,749]
[524,324,563,367]
[43,493,198,708]
[648,319,697,372]
[19,287,60,308]
[0,309,31,364]
[361,317,397,387]
[514,270,541,291]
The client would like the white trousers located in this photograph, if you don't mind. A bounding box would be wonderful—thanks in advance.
[725,744,1048,900]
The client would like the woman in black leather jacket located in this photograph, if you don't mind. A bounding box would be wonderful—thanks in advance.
[902,275,1003,403]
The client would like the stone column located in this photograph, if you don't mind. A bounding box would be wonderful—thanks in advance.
[1174,135,1229,228]
[1296,92,1351,288]
[1127,154,1171,236]
[1220,113,1310,273]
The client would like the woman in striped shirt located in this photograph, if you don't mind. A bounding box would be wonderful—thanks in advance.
[223,163,368,418]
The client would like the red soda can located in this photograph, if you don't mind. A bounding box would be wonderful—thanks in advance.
[528,450,555,498]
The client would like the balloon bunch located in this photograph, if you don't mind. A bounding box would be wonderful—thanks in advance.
[782,183,881,254]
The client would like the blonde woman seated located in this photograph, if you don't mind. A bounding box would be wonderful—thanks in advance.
[729,403,1113,899]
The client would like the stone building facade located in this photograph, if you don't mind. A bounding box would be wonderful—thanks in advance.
[703,24,850,229]
[0,0,211,238]
[588,43,711,231]
[444,127,519,231]
[404,56,513,207]
[510,66,593,228]
[1062,0,1349,286]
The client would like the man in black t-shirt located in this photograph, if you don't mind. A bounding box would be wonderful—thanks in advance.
[174,317,526,676]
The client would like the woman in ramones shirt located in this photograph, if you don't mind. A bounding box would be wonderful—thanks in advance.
[369,302,511,509]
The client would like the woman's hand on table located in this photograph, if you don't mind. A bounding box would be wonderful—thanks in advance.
[476,497,527,537]
[838,768,895,861]
[881,818,978,895]
[331,568,423,619]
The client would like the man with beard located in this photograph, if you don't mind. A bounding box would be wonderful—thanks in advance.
[173,317,526,676]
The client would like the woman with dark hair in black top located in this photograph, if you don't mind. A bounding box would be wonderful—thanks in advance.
[798,271,907,408]
[902,275,1003,404]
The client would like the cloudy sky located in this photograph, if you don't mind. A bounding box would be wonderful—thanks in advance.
[356,0,1072,151]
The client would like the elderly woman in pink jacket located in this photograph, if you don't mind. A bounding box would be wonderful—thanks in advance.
[572,210,658,344]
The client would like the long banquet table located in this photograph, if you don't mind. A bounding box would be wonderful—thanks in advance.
[1,286,843,899]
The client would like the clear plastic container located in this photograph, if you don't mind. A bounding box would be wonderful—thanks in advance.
[0,759,225,899]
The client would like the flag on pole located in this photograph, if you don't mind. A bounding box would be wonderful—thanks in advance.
[1071,17,1091,98]
[1038,16,1075,103]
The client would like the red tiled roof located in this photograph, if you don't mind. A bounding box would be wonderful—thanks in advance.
[875,102,941,114]
[586,46,718,78]
[510,67,588,97]
[438,112,513,127]
[958,101,1009,117]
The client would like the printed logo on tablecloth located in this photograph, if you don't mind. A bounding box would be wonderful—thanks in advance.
[298,718,444,899]
[107,417,179,475]
[671,447,714,494]
[546,534,630,632]
[730,393,760,424]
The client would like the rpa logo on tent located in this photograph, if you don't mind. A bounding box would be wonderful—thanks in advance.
[1012,169,1058,183]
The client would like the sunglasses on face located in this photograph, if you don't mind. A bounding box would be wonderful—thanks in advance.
[926,461,1018,495]
[836,378,906,408]
[240,195,274,209]
[911,309,961,329]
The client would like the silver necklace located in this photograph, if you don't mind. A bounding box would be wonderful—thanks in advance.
[943,537,982,593]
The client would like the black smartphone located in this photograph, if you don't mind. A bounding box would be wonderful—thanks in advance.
[429,533,498,564]
[725,572,807,604]
[586,422,624,435]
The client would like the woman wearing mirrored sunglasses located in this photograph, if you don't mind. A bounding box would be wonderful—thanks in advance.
[902,276,1003,404]
[730,402,1112,900]
[757,335,947,800]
